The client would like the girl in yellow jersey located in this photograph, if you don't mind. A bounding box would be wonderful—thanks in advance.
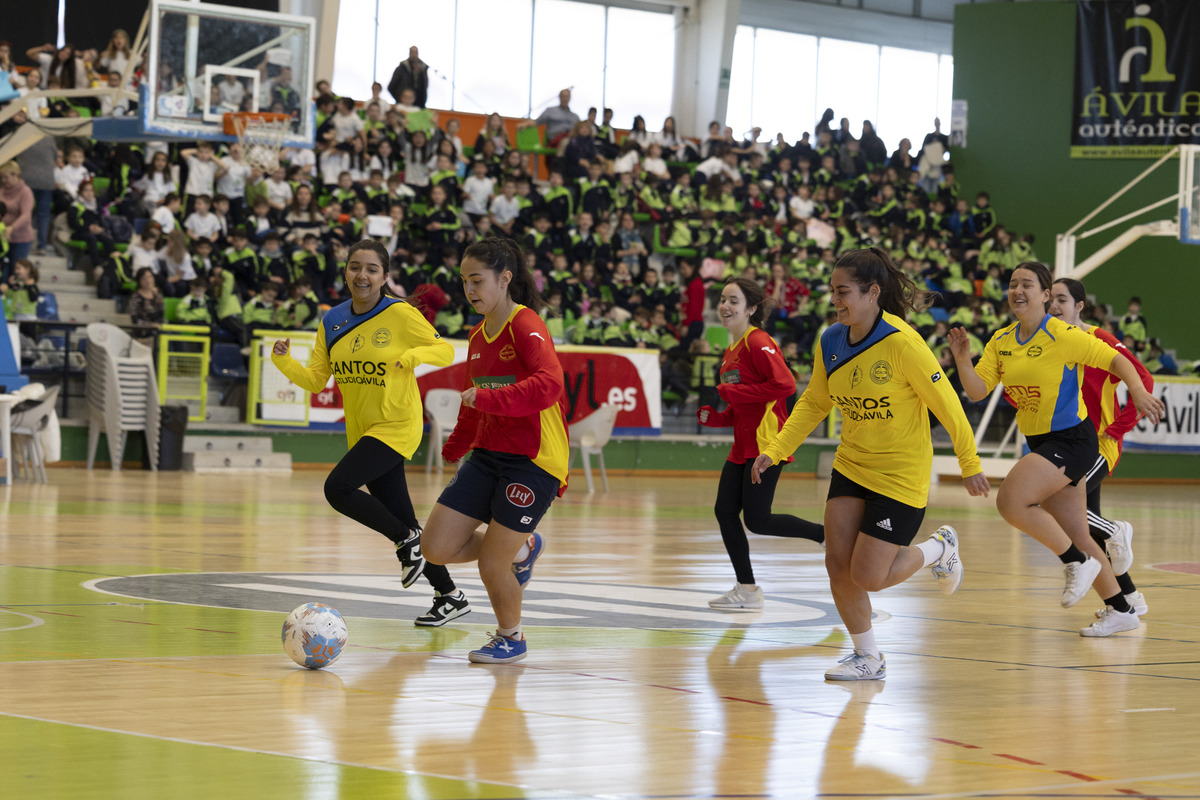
[271,240,470,627]
[753,248,989,681]
[950,262,1164,637]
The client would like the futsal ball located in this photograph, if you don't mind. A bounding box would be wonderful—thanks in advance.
[281,602,348,669]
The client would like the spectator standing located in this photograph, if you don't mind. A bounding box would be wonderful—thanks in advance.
[13,113,56,255]
[388,46,429,108]
[526,89,580,149]
[0,161,36,263]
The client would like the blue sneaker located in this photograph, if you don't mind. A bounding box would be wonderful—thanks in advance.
[468,631,528,664]
[512,532,544,588]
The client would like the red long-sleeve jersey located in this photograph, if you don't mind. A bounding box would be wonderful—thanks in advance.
[1082,326,1154,473]
[442,305,570,490]
[697,326,796,463]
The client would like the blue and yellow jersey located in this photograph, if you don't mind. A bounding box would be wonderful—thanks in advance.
[975,314,1117,437]
[761,311,980,508]
[272,296,454,457]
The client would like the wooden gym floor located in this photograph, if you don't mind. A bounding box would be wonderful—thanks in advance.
[1,467,1198,799]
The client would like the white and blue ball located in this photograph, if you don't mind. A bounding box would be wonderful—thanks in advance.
[281,602,348,669]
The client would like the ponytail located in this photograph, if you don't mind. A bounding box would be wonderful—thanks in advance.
[463,238,546,312]
[834,246,926,320]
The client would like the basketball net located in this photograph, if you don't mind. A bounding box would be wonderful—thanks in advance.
[229,113,289,173]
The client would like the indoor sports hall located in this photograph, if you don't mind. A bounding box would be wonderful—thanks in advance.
[2,1,1198,799]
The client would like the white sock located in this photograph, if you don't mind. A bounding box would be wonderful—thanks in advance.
[513,542,531,563]
[498,624,521,639]
[916,538,944,568]
[850,629,880,659]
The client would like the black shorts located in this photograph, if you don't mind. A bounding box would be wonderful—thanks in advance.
[437,448,559,534]
[1026,419,1099,487]
[828,469,927,546]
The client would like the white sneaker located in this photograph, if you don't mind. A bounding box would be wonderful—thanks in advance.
[1081,606,1140,637]
[1097,591,1148,618]
[929,525,963,595]
[1061,557,1102,608]
[1105,521,1134,575]
[825,651,886,681]
[708,584,764,610]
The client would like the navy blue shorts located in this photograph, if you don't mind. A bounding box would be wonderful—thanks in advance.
[1026,418,1099,487]
[828,469,927,546]
[437,449,559,533]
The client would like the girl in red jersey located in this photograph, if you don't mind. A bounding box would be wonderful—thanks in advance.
[698,278,825,610]
[1050,277,1154,618]
[422,239,569,664]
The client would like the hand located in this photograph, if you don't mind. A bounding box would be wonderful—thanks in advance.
[461,386,477,408]
[750,453,775,484]
[947,326,971,361]
[1130,387,1165,425]
[273,338,289,356]
[697,406,711,424]
[963,471,990,497]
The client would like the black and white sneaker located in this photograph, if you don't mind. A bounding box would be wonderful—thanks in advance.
[414,590,471,627]
[395,528,426,589]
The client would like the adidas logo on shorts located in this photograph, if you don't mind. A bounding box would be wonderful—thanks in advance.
[876,518,893,532]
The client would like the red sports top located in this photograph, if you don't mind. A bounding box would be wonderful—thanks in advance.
[697,326,796,463]
[681,276,705,326]
[442,305,570,490]
[1081,325,1153,473]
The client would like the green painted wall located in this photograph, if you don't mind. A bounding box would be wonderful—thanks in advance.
[951,2,1192,352]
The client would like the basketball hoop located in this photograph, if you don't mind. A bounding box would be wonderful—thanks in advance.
[224,111,292,172]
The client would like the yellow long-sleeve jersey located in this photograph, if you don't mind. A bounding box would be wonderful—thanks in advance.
[761,311,981,508]
[272,296,455,458]
[975,314,1117,438]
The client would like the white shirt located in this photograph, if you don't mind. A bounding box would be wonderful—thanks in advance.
[160,253,197,282]
[789,195,815,220]
[613,151,640,175]
[217,158,250,199]
[284,147,316,176]
[642,156,669,179]
[217,80,245,109]
[136,171,177,207]
[489,194,520,225]
[333,111,364,144]
[319,149,349,186]
[55,164,90,197]
[462,175,495,216]
[152,205,179,231]
[265,177,293,208]
[184,211,222,241]
[183,155,217,197]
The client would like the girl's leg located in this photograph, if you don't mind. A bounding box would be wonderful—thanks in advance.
[713,460,753,585]
[477,521,532,630]
[994,452,1073,552]
[421,501,488,566]
[364,458,457,596]
[824,497,872,636]
[1041,480,1120,601]
[324,437,410,543]
[740,461,825,544]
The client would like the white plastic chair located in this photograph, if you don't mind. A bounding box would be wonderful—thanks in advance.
[85,323,160,470]
[424,388,462,473]
[567,403,620,493]
[11,385,61,483]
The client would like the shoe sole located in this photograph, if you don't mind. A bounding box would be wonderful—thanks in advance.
[825,669,886,681]
[707,602,764,610]
[413,606,471,628]
[467,650,527,664]
[514,534,545,589]
[1106,522,1134,576]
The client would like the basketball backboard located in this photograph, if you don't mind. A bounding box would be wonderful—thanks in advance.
[145,0,315,148]
[1180,144,1200,245]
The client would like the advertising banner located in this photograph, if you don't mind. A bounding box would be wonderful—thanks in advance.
[1122,376,1200,451]
[304,342,663,435]
[1072,1,1200,158]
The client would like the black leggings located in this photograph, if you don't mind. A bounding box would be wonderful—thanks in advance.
[714,459,825,585]
[324,435,455,594]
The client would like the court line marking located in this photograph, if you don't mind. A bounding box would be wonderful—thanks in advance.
[0,709,597,799]
[0,610,45,633]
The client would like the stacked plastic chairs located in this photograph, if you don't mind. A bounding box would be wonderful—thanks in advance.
[85,323,161,470]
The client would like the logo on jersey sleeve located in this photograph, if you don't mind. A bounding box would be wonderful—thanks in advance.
[372,328,392,348]
[931,372,942,383]
[506,483,535,507]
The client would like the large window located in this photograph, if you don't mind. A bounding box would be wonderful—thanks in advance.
[332,0,674,124]
[728,25,952,155]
